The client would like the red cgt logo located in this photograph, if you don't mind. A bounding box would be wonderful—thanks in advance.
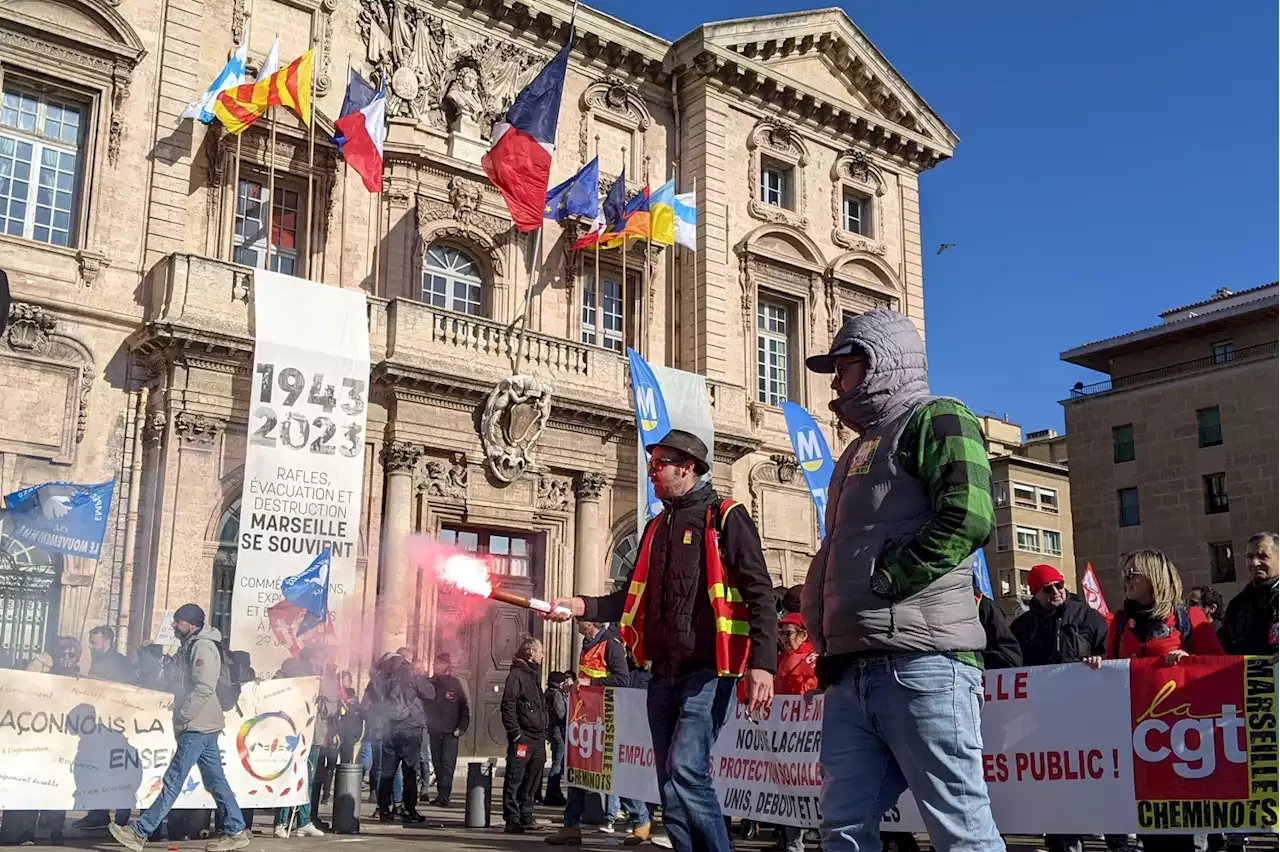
[1129,658,1248,801]
[567,687,606,773]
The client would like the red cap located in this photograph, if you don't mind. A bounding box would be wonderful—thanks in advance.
[779,612,807,630]
[1027,564,1065,594]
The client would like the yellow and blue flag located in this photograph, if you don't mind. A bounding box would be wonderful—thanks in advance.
[651,181,696,250]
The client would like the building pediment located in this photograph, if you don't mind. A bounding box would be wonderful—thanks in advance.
[673,9,956,169]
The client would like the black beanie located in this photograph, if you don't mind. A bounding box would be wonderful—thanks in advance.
[174,603,205,629]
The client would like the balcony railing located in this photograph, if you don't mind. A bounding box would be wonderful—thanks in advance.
[1069,341,1278,397]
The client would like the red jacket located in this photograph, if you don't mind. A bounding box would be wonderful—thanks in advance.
[775,642,818,696]
[1107,605,1225,659]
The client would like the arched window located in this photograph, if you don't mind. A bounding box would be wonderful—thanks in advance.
[211,502,239,638]
[423,245,483,316]
[608,531,638,593]
[0,513,62,668]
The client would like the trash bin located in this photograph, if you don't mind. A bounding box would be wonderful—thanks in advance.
[465,758,497,829]
[333,763,363,834]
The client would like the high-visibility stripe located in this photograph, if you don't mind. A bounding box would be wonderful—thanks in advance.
[709,584,744,604]
[715,617,751,636]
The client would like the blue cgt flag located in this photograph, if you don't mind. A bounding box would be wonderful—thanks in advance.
[780,402,834,541]
[280,547,331,635]
[626,348,672,532]
[972,547,994,599]
[4,480,116,559]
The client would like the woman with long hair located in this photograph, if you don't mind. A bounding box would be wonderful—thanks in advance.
[1083,549,1223,852]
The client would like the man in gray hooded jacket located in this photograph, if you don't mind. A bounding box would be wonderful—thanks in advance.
[110,604,250,852]
[802,310,1003,852]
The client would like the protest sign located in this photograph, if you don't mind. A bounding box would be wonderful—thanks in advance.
[568,657,1278,835]
[0,670,318,810]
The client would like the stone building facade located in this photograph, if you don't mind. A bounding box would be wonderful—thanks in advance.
[0,0,953,752]
[1061,284,1278,606]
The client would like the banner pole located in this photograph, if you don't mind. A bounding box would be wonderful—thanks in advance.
[303,35,318,279]
[509,226,544,375]
[265,105,276,271]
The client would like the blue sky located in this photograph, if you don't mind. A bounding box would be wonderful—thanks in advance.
[614,0,1278,433]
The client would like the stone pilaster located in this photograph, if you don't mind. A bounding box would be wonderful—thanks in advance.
[573,472,608,599]
[378,440,424,652]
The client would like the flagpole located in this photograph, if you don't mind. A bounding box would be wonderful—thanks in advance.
[510,226,544,375]
[265,103,276,271]
[338,55,351,288]
[304,33,319,279]
[592,132,600,344]
[229,9,253,261]
[692,176,699,373]
[372,185,381,295]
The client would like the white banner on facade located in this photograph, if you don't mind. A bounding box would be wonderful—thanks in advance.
[0,671,318,809]
[232,270,370,674]
[568,657,1279,835]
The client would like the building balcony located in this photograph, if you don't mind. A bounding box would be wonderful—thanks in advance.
[1067,341,1278,398]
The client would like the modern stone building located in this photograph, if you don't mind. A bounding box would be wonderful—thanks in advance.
[978,417,1075,617]
[1061,284,1278,607]
[0,0,954,752]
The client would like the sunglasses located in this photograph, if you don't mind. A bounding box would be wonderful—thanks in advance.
[778,629,805,638]
[1041,582,1065,593]
[647,456,685,473]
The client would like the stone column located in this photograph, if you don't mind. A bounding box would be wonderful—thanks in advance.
[573,472,608,599]
[378,440,423,653]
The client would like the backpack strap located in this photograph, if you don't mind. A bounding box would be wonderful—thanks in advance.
[1174,605,1192,650]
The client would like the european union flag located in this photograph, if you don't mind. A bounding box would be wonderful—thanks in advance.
[544,157,600,222]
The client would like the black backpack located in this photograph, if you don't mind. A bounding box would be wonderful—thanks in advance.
[190,639,243,713]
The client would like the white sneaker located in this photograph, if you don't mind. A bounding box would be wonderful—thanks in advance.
[598,824,616,834]
[296,824,324,837]
[273,825,290,839]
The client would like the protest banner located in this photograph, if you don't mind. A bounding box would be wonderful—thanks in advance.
[0,670,318,810]
[230,269,370,673]
[568,657,1278,835]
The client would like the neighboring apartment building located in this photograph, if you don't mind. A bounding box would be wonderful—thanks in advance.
[1060,284,1279,605]
[0,1,955,752]
[979,417,1075,617]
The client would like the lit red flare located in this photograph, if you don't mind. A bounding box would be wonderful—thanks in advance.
[415,538,569,616]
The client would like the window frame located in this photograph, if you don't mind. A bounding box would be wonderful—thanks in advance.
[1211,340,1236,365]
[1012,482,1037,509]
[1117,487,1141,527]
[759,156,793,209]
[1038,487,1059,513]
[1203,472,1229,515]
[1196,406,1223,448]
[1041,529,1063,556]
[438,526,533,578]
[991,480,1009,508]
[1208,541,1235,584]
[1112,424,1136,464]
[995,525,1011,552]
[233,173,307,276]
[755,292,796,407]
[841,188,872,236]
[580,266,637,354]
[422,243,486,317]
[0,78,91,249]
[1015,525,1041,553]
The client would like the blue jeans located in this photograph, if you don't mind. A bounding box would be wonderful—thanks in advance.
[820,653,1002,852]
[647,671,736,852]
[563,789,650,828]
[133,732,246,839]
[275,747,319,828]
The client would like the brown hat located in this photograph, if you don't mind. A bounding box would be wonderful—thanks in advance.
[645,429,711,475]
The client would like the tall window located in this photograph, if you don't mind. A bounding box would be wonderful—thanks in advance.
[760,160,791,208]
[0,85,84,247]
[1196,406,1222,448]
[991,481,1009,508]
[1212,340,1236,364]
[842,191,869,236]
[1118,487,1140,527]
[995,525,1011,552]
[1015,526,1040,553]
[756,297,791,406]
[439,527,532,578]
[1042,529,1062,556]
[423,245,483,315]
[234,178,303,275]
[1112,424,1135,463]
[211,503,240,638]
[581,271,625,352]
[1209,541,1235,583]
[1203,473,1229,515]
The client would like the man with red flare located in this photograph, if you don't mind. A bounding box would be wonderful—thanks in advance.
[547,429,777,852]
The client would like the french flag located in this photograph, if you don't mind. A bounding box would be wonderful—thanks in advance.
[482,31,573,231]
[334,76,387,192]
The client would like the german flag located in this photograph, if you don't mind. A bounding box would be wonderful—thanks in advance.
[214,49,314,135]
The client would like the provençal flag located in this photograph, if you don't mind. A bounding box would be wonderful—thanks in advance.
[214,48,314,135]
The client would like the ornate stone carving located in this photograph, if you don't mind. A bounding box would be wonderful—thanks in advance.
[76,249,109,288]
[232,270,252,304]
[535,474,573,512]
[771,453,799,484]
[830,149,887,251]
[4,303,57,354]
[420,453,468,499]
[747,118,810,230]
[578,76,651,163]
[359,0,541,130]
[748,400,765,430]
[831,231,889,254]
[381,440,424,474]
[831,148,886,195]
[575,471,607,501]
[143,409,167,446]
[231,0,247,43]
[174,412,220,448]
[480,375,552,484]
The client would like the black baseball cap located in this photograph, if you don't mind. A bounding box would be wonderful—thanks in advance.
[645,429,711,475]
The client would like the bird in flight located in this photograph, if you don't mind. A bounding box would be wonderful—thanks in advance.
[937,243,956,255]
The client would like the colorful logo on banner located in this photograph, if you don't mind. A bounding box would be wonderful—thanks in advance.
[972,548,994,599]
[626,348,671,523]
[566,686,614,791]
[236,710,304,785]
[780,402,834,539]
[1128,656,1277,832]
[3,480,116,559]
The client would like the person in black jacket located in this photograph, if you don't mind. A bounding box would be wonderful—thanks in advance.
[362,651,434,824]
[541,672,571,807]
[1219,532,1278,657]
[1010,564,1109,852]
[975,586,1023,670]
[427,652,470,807]
[75,626,135,831]
[501,637,548,834]
[1011,565,1109,667]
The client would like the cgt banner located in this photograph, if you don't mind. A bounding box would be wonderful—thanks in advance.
[0,671,318,810]
[231,270,370,674]
[567,657,1278,835]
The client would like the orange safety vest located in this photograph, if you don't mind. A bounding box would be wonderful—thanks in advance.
[618,499,752,677]
[579,639,610,680]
